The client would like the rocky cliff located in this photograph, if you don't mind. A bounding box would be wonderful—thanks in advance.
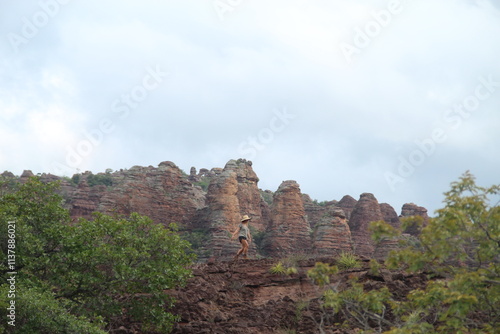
[2,158,430,261]
[167,257,429,334]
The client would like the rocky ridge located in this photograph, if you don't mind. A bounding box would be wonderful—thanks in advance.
[2,158,429,260]
[168,257,429,334]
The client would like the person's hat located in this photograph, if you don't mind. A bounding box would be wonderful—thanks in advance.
[241,215,251,222]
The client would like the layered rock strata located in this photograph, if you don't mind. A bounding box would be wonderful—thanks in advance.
[401,203,430,236]
[2,159,430,262]
[263,180,311,257]
[312,208,353,255]
[348,193,384,258]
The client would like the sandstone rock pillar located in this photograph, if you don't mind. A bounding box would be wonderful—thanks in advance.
[348,193,384,258]
[263,180,311,257]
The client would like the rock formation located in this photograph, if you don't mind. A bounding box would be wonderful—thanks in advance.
[348,193,384,258]
[61,162,205,226]
[312,208,353,255]
[204,168,241,259]
[1,159,430,262]
[401,203,429,235]
[263,180,311,257]
[168,258,430,334]
[338,195,357,220]
[224,159,267,232]
[373,203,403,260]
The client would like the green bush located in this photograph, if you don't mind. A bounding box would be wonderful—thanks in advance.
[0,178,194,333]
[270,261,287,275]
[86,172,113,187]
[309,172,500,333]
[336,252,361,271]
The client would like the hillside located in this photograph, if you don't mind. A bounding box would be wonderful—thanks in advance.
[167,257,429,334]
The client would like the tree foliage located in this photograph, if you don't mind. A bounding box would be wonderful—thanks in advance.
[0,178,194,333]
[309,172,500,333]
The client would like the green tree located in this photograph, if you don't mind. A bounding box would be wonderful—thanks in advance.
[0,178,194,333]
[309,172,500,333]
[384,171,500,333]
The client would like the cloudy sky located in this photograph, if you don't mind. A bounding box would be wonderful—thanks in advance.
[1,0,499,215]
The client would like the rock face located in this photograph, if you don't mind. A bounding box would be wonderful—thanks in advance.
[204,168,241,259]
[194,159,267,260]
[225,159,267,232]
[312,208,353,255]
[263,181,311,257]
[401,203,429,236]
[1,159,430,261]
[64,162,206,226]
[338,195,357,220]
[168,258,430,334]
[348,193,384,258]
[380,203,401,229]
[373,203,403,260]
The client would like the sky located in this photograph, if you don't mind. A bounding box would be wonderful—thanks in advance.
[1,0,499,216]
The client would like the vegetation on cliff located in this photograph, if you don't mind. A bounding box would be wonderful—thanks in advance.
[309,172,500,333]
[0,178,194,333]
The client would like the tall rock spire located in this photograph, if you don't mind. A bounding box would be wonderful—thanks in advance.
[263,180,311,257]
[349,193,384,258]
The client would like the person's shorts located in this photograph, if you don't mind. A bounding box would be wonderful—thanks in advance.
[238,236,247,242]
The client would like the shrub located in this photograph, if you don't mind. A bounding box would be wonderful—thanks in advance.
[337,252,361,271]
[0,178,194,333]
[309,172,500,333]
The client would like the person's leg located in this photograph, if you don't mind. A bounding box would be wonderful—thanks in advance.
[235,238,246,258]
[241,239,249,258]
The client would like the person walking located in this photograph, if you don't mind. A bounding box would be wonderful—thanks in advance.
[231,215,252,259]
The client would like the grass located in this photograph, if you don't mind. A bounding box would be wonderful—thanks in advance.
[337,252,361,270]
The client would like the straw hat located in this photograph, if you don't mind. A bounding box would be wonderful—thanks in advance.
[241,215,251,222]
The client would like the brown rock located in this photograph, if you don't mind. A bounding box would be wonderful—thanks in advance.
[263,180,311,257]
[302,194,338,230]
[167,258,430,334]
[380,203,401,229]
[374,203,403,260]
[349,193,384,258]
[338,195,357,220]
[19,170,34,182]
[204,168,241,259]
[66,162,205,226]
[401,203,429,235]
[224,159,266,232]
[313,208,353,255]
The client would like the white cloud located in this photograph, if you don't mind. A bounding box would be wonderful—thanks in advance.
[0,0,499,214]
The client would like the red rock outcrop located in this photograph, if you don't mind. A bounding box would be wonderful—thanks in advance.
[168,258,430,334]
[380,203,401,229]
[69,179,104,218]
[263,181,311,257]
[2,159,430,262]
[195,159,267,260]
[312,208,353,255]
[401,203,429,236]
[373,203,403,260]
[224,159,267,232]
[348,193,384,258]
[65,162,206,226]
[302,194,339,230]
[204,168,242,259]
[19,170,34,183]
[338,195,357,220]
